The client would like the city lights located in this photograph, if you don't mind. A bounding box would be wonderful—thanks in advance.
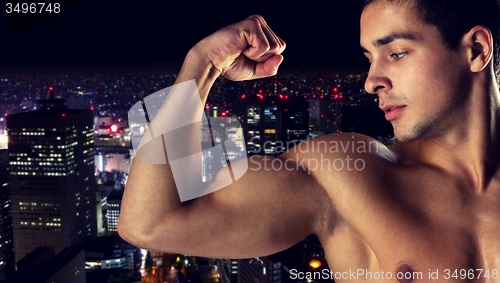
[0,69,384,283]
[309,259,322,269]
[110,124,119,133]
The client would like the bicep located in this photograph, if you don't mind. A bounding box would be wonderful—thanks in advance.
[149,154,326,259]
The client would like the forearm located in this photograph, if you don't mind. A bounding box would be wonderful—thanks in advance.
[176,44,221,101]
[118,45,220,247]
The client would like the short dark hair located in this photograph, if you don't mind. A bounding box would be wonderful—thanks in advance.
[361,0,500,82]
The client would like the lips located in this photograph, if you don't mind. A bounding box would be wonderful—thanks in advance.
[383,105,406,121]
[380,105,406,113]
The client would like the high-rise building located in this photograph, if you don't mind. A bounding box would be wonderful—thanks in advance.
[215,258,238,283]
[106,189,123,234]
[237,257,287,283]
[244,97,282,156]
[280,97,309,147]
[10,245,86,283]
[7,108,97,265]
[85,235,142,279]
[308,99,344,136]
[200,114,246,182]
[0,149,14,280]
[243,95,311,156]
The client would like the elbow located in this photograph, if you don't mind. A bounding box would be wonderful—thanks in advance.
[117,220,135,246]
[117,218,176,253]
[117,219,151,250]
[116,220,129,242]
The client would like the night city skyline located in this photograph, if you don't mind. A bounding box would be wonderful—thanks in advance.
[2,0,500,281]
[0,2,397,282]
[0,68,394,282]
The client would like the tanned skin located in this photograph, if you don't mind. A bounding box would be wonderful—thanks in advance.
[118,2,500,282]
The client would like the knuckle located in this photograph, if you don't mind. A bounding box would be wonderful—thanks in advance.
[248,14,264,21]
[269,42,280,52]
[263,40,271,50]
[260,41,271,53]
[246,14,262,25]
[278,40,286,54]
[271,39,286,54]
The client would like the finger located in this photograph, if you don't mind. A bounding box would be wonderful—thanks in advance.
[256,15,286,56]
[240,15,272,61]
[241,15,285,63]
[222,54,283,81]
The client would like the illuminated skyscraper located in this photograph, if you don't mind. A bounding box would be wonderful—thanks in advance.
[6,109,97,265]
[0,149,14,280]
[280,97,309,145]
[244,97,282,156]
[243,95,309,156]
[106,189,123,234]
[308,99,344,136]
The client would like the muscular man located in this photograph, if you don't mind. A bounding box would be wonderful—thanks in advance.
[118,0,500,281]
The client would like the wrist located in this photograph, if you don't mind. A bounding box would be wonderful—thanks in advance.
[188,42,223,76]
[175,43,221,99]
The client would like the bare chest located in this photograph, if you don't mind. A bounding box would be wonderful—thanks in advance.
[320,168,500,282]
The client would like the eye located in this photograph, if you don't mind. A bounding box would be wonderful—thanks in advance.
[390,52,408,59]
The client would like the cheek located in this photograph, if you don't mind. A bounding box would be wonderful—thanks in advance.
[408,54,463,110]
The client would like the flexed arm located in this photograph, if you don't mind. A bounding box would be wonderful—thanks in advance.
[118,15,331,259]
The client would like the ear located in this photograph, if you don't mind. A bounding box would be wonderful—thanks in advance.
[464,25,493,73]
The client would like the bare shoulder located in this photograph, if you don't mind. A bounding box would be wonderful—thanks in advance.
[301,133,402,187]
[274,133,401,234]
[279,133,399,167]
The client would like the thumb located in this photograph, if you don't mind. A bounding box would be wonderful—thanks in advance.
[253,54,284,79]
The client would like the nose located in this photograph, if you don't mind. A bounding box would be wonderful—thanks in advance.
[364,61,392,94]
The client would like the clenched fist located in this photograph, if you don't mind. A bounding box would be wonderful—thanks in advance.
[192,15,286,81]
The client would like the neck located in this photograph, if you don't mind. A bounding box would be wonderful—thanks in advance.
[413,73,500,192]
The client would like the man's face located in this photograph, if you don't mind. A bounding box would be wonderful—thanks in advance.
[360,2,470,143]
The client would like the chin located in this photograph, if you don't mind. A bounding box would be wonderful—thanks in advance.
[394,134,414,143]
[393,123,426,143]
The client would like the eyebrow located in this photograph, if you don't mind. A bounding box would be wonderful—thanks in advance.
[361,32,417,53]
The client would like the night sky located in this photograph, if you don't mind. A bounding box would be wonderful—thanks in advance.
[0,1,369,74]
